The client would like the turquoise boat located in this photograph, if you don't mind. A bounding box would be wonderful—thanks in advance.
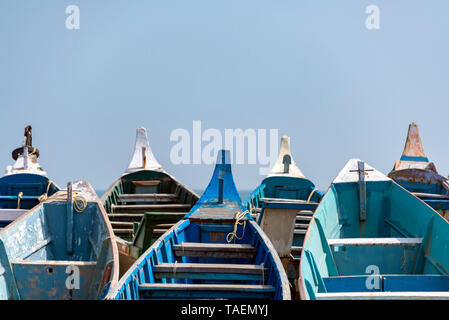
[299,159,449,299]
[0,180,119,299]
[388,122,449,219]
[244,136,323,290]
[0,126,59,227]
[106,150,290,300]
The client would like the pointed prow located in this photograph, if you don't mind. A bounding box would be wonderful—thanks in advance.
[11,125,40,161]
[393,123,437,172]
[125,127,163,174]
[217,150,230,204]
[268,136,305,178]
[4,125,47,176]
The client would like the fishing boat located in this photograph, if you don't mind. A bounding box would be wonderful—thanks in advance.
[244,136,323,291]
[101,127,199,273]
[388,122,449,219]
[0,180,119,299]
[299,159,449,300]
[0,126,59,228]
[106,150,290,300]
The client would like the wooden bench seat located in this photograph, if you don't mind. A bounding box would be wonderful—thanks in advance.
[412,192,449,200]
[173,243,256,259]
[154,263,267,281]
[327,238,423,247]
[291,246,303,255]
[118,193,177,203]
[260,198,319,211]
[112,204,192,212]
[316,291,449,300]
[138,283,275,299]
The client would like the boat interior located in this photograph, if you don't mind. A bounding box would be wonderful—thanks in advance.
[245,136,323,258]
[102,170,198,243]
[107,150,290,300]
[112,218,287,299]
[301,165,449,299]
[0,182,116,300]
[0,173,59,227]
[389,169,449,215]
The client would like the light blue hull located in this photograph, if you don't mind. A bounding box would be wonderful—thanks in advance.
[300,159,449,300]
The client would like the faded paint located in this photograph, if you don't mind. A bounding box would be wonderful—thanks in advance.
[0,180,119,300]
[268,136,305,178]
[125,127,163,174]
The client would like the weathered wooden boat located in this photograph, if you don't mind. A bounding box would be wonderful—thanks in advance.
[101,127,198,274]
[299,159,449,300]
[0,180,119,299]
[244,136,323,291]
[106,150,290,300]
[0,126,59,228]
[388,122,449,219]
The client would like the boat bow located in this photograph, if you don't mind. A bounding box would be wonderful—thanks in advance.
[124,126,163,174]
[267,136,305,178]
[392,122,437,173]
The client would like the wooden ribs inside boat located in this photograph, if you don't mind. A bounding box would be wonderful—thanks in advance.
[103,174,198,243]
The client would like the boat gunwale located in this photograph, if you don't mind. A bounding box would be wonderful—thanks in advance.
[0,180,120,299]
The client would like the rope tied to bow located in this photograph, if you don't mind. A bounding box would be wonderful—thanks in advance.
[226,210,248,243]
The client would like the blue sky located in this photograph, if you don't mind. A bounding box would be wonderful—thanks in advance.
[1,1,448,192]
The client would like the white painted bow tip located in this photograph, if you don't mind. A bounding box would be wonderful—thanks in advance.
[125,127,163,174]
[267,136,305,178]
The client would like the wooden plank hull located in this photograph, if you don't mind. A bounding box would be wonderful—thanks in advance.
[106,150,290,300]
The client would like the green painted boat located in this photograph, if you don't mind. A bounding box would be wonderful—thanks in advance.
[101,127,199,275]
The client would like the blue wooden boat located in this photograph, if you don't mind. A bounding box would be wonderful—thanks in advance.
[244,136,323,291]
[106,150,290,300]
[0,180,119,299]
[101,127,198,275]
[0,126,59,228]
[299,159,449,299]
[388,122,449,219]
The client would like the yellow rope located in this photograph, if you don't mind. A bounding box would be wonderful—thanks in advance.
[307,188,318,203]
[40,189,87,213]
[27,147,37,157]
[226,210,248,243]
[38,180,54,202]
[17,192,23,209]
